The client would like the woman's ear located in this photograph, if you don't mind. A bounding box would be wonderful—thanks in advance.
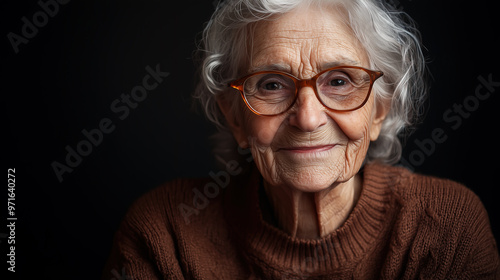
[369,99,390,141]
[216,93,249,148]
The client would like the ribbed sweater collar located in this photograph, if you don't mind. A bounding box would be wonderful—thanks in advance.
[224,163,403,275]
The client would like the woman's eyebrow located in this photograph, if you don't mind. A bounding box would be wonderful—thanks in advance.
[319,59,360,70]
[248,63,291,73]
[248,59,361,74]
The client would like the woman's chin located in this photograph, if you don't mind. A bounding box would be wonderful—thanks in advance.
[280,168,344,193]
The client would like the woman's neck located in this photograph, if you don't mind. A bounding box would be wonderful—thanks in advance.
[263,174,362,239]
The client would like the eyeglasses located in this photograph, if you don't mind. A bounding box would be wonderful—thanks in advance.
[228,66,383,116]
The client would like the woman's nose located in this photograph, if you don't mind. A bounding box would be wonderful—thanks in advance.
[288,87,328,132]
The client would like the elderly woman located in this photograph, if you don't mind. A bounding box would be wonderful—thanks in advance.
[103,0,499,278]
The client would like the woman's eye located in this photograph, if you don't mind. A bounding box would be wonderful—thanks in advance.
[330,79,348,86]
[263,82,282,90]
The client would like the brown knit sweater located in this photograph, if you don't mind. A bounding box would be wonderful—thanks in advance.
[102,163,500,279]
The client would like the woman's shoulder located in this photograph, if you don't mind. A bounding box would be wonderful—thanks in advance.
[105,177,233,279]
[364,161,492,233]
[123,176,221,227]
[395,165,481,212]
[365,162,499,277]
[365,162,481,208]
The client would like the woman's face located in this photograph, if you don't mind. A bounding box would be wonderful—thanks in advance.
[222,6,388,192]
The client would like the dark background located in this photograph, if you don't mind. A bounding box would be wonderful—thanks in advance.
[2,0,499,279]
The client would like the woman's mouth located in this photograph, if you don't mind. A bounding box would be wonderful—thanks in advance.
[279,144,336,153]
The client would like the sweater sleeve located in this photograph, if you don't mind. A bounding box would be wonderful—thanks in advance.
[397,175,500,279]
[458,191,500,279]
[101,185,185,280]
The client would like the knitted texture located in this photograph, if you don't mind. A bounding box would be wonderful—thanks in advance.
[102,163,500,279]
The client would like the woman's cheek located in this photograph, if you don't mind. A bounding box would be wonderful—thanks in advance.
[330,108,373,142]
[329,108,373,179]
[255,127,275,146]
[244,115,282,147]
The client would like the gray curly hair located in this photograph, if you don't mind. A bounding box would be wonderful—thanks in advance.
[194,0,427,166]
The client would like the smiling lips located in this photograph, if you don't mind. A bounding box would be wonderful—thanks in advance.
[280,144,336,153]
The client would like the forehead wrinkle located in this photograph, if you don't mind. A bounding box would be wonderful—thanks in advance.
[250,39,362,78]
[271,29,336,40]
[252,33,350,60]
[249,42,297,73]
[248,8,368,77]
